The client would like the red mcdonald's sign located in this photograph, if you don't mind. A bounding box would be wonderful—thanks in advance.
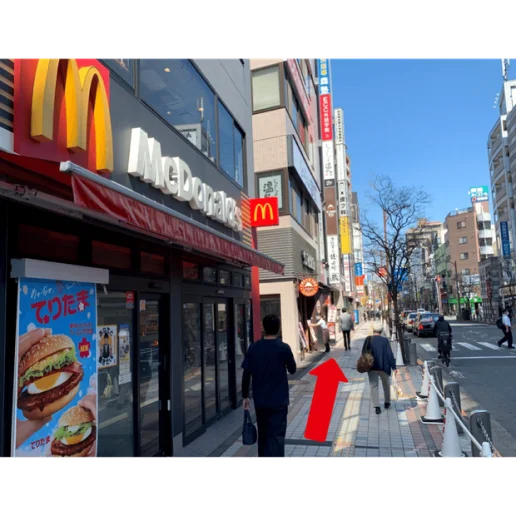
[249,197,279,227]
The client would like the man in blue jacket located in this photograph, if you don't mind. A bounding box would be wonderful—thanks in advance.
[242,314,297,457]
[362,322,397,415]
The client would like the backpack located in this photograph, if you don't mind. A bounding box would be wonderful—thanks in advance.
[496,317,504,329]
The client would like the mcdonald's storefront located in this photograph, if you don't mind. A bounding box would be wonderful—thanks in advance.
[0,58,283,457]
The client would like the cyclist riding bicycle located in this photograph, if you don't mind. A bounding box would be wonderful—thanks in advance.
[434,315,452,361]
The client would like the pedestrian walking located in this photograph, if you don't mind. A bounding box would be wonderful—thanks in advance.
[242,314,296,457]
[340,308,353,350]
[363,322,397,415]
[310,315,330,353]
[497,309,513,349]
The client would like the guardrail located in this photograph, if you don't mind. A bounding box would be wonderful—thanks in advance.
[418,361,496,457]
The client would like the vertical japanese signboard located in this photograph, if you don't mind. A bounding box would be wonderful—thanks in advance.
[501,221,511,258]
[319,58,339,286]
[327,235,340,284]
[13,278,97,457]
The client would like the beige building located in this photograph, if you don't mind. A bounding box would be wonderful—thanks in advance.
[250,59,332,361]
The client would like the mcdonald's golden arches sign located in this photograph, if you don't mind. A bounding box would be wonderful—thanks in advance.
[249,197,279,227]
[14,59,113,175]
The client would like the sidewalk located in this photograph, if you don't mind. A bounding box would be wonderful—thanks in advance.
[175,334,339,457]
[177,323,464,457]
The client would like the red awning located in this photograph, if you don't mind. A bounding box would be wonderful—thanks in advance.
[0,151,284,275]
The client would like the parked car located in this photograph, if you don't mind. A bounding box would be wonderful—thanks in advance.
[405,312,418,332]
[414,313,440,338]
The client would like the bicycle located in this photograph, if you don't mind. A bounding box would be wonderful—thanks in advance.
[438,332,452,367]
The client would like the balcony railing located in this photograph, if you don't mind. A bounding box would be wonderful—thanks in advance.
[478,229,493,239]
[480,246,495,256]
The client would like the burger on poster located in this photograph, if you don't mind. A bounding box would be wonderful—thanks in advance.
[51,405,96,457]
[17,335,83,420]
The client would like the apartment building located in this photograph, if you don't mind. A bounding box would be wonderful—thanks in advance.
[488,79,516,255]
[444,201,495,313]
[250,59,333,361]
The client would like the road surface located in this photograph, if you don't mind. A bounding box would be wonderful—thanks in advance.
[409,320,516,456]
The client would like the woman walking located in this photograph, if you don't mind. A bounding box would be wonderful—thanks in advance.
[362,322,397,414]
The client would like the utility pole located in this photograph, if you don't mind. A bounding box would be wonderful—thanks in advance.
[454,260,461,320]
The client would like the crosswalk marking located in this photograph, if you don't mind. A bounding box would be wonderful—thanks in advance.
[455,342,482,351]
[476,341,501,350]
[418,341,502,352]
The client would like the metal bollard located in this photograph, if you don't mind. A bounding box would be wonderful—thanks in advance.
[430,366,444,407]
[444,382,463,434]
[469,410,493,457]
[407,338,417,365]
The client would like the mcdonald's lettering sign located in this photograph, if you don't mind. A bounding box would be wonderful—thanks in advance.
[249,197,279,227]
[14,59,113,175]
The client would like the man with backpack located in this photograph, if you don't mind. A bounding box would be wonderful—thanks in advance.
[497,309,513,348]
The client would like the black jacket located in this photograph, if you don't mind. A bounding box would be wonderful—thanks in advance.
[435,320,452,335]
[241,338,296,408]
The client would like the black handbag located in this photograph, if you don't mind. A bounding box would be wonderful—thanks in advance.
[242,409,257,445]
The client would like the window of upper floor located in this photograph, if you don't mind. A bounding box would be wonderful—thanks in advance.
[251,65,281,112]
[138,59,246,188]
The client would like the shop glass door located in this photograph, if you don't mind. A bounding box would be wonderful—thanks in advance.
[203,300,231,419]
[138,294,169,456]
[235,301,247,403]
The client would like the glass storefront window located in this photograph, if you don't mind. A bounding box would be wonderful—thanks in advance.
[235,303,246,401]
[183,261,200,280]
[140,252,165,275]
[203,267,217,283]
[219,270,230,285]
[140,59,217,162]
[260,295,282,338]
[97,291,135,457]
[233,272,243,287]
[92,241,132,270]
[183,303,202,438]
[244,275,251,290]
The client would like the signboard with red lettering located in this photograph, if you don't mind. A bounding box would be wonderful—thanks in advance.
[12,278,97,457]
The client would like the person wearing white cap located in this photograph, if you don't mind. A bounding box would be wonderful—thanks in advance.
[362,322,397,415]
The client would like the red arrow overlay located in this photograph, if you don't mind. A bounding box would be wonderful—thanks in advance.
[304,358,348,442]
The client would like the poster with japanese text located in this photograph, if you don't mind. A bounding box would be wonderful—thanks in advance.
[12,278,97,457]
[98,325,118,369]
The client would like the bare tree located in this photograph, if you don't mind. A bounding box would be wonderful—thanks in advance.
[361,175,431,361]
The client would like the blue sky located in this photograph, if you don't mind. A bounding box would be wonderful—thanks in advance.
[331,59,514,225]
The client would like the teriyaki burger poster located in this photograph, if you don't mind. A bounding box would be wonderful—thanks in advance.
[12,278,98,457]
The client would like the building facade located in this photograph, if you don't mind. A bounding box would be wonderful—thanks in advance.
[250,59,336,360]
[0,59,283,457]
[488,79,516,256]
[444,202,494,314]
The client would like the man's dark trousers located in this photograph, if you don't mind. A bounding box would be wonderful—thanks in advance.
[255,406,288,457]
[342,330,351,350]
[498,328,514,348]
